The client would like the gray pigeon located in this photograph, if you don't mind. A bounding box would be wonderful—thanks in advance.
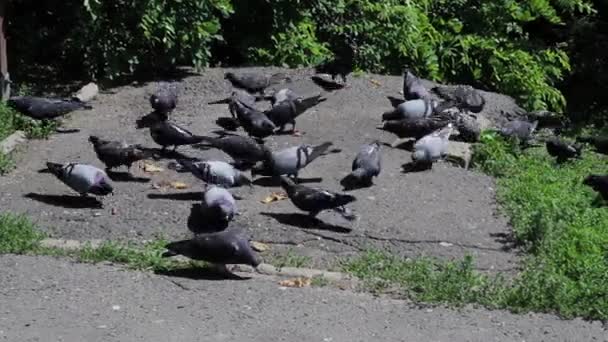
[378,114,453,142]
[411,123,454,166]
[499,119,539,142]
[382,98,440,121]
[201,185,238,227]
[162,230,261,273]
[280,176,357,220]
[270,88,300,105]
[89,136,152,172]
[175,159,252,188]
[224,72,290,94]
[149,82,178,115]
[340,141,382,189]
[432,85,486,113]
[149,119,206,151]
[251,142,333,180]
[46,162,113,196]
[232,99,277,139]
[265,93,326,133]
[196,133,268,168]
[403,69,431,100]
[8,96,92,120]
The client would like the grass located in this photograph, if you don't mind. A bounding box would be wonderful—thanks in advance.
[270,249,312,270]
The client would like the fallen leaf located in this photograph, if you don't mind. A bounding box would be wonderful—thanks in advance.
[143,162,163,173]
[261,192,288,204]
[279,277,311,288]
[251,241,270,252]
[170,181,188,189]
[370,79,382,87]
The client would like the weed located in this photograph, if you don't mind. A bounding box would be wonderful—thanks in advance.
[0,213,45,254]
[0,102,57,140]
[269,249,312,270]
[0,152,14,175]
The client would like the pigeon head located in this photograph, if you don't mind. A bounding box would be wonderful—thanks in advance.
[88,135,102,146]
[89,174,114,196]
[46,162,65,178]
[583,175,601,188]
[370,140,382,149]
[224,72,235,81]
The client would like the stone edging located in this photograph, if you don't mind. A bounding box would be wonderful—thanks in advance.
[0,130,26,155]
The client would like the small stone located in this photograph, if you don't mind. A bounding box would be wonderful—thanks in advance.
[93,212,102,217]
[439,242,453,247]
[112,305,120,311]
[0,131,26,155]
[97,325,107,329]
[445,141,472,169]
[74,82,99,102]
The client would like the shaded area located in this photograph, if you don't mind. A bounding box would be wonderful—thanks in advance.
[252,176,323,187]
[261,212,353,233]
[106,170,151,183]
[187,203,228,234]
[155,267,250,281]
[24,193,103,209]
[147,192,204,201]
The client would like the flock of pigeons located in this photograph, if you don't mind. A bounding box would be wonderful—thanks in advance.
[5,65,608,277]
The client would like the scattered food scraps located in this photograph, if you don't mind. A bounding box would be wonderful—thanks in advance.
[261,192,288,204]
[170,181,188,189]
[251,241,270,252]
[143,162,163,173]
[370,79,382,87]
[279,277,311,288]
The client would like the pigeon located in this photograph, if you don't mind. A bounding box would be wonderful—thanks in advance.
[499,119,539,143]
[224,71,290,94]
[265,93,326,133]
[378,115,452,141]
[545,137,582,163]
[411,123,454,167]
[269,88,299,106]
[314,54,355,84]
[7,96,92,120]
[201,185,238,227]
[280,176,357,220]
[583,175,608,201]
[381,98,441,121]
[251,142,333,179]
[149,82,178,115]
[232,99,276,139]
[454,113,481,143]
[402,69,431,100]
[432,85,486,113]
[576,135,608,155]
[175,159,252,188]
[149,119,206,151]
[208,89,263,119]
[162,230,261,272]
[88,136,152,172]
[340,141,382,189]
[196,134,268,168]
[46,162,113,196]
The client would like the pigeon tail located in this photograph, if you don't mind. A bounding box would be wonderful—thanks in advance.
[46,162,64,178]
[381,108,400,121]
[269,73,290,86]
[308,142,333,163]
[162,239,191,258]
[332,193,357,207]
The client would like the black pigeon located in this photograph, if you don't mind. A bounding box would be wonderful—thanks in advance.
[232,99,276,139]
[208,89,265,119]
[545,137,582,163]
[314,37,356,84]
[88,136,152,172]
[378,115,452,140]
[341,141,382,189]
[432,85,486,113]
[8,96,92,120]
[265,93,326,133]
[149,82,178,115]
[162,230,261,271]
[583,175,608,201]
[280,176,357,220]
[576,135,608,155]
[196,133,268,168]
[149,120,206,151]
[224,72,290,94]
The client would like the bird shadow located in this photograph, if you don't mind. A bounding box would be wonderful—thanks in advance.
[106,170,151,183]
[215,117,240,131]
[253,176,323,187]
[489,232,519,252]
[401,162,433,173]
[261,212,352,233]
[24,193,103,209]
[54,128,81,134]
[340,176,373,192]
[147,148,197,161]
[156,267,250,281]
[147,192,203,201]
[387,96,405,108]
[311,75,345,92]
[187,203,228,234]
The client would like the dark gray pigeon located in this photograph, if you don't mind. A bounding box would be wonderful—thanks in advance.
[382,98,441,121]
[196,133,268,168]
[280,176,357,220]
[46,162,113,196]
[432,85,486,113]
[583,174,608,201]
[251,142,333,180]
[89,136,152,172]
[208,89,263,119]
[576,135,608,155]
[340,141,382,189]
[8,96,92,120]
[232,99,276,139]
[403,69,431,100]
[265,93,326,133]
[378,115,452,141]
[411,123,454,166]
[224,71,290,94]
[201,185,238,226]
[162,230,261,273]
[149,82,178,115]
[545,137,582,163]
[499,119,538,142]
[149,119,206,151]
[269,88,299,106]
[174,159,252,188]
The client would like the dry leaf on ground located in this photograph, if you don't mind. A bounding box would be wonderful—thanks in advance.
[279,277,311,288]
[170,181,188,189]
[261,192,288,204]
[370,79,382,87]
[142,162,163,173]
[250,241,270,252]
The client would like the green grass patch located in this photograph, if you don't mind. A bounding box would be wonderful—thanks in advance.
[0,213,46,254]
[0,152,14,175]
[270,249,312,270]
[0,102,58,140]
